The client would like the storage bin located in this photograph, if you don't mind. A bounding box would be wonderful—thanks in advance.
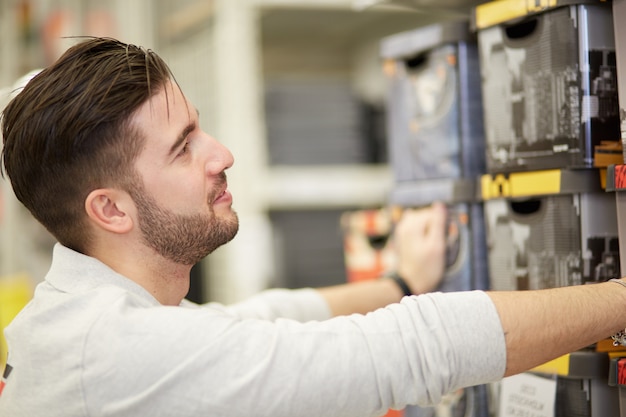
[484,190,619,291]
[381,21,486,182]
[474,0,619,173]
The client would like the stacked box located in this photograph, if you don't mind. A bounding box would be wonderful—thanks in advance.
[381,20,486,186]
[486,198,621,416]
[474,0,620,173]
[482,169,620,291]
[472,2,623,415]
[380,21,489,293]
[484,190,619,291]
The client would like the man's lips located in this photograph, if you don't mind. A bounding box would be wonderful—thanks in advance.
[212,172,231,205]
[214,189,232,205]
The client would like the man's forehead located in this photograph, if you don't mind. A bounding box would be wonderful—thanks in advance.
[133,82,193,125]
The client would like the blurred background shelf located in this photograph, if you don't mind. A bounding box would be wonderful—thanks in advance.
[265,164,392,209]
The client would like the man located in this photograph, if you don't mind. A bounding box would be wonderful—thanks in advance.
[1,37,626,417]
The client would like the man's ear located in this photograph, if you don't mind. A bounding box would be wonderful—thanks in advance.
[85,189,134,234]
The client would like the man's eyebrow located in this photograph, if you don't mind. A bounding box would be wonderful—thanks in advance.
[167,109,200,157]
[167,122,195,157]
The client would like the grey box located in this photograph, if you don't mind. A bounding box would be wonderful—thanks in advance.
[381,21,486,182]
[484,191,619,291]
[477,2,619,173]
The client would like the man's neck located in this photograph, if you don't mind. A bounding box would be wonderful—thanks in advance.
[91,242,192,306]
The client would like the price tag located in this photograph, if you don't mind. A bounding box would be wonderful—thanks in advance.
[498,373,556,417]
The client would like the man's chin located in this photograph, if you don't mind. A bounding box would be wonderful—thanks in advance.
[217,211,239,244]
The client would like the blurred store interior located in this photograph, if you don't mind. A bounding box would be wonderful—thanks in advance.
[0,0,485,305]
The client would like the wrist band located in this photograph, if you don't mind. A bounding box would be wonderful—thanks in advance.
[609,279,626,346]
[389,272,413,297]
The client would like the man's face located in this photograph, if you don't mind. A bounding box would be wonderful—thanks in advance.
[129,80,238,265]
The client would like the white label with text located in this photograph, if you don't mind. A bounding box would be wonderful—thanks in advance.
[498,373,556,417]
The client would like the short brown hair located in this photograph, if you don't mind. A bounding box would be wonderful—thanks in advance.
[1,37,175,253]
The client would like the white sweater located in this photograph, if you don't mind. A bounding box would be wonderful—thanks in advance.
[0,244,506,417]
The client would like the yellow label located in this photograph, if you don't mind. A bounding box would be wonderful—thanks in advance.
[531,354,570,376]
[481,174,510,199]
[510,170,561,196]
[475,0,558,29]
[481,170,562,199]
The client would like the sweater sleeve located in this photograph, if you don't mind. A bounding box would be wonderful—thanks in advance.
[194,288,333,322]
[358,290,507,408]
[262,290,506,415]
[85,289,506,417]
[255,289,506,404]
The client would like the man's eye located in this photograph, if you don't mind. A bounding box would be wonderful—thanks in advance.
[178,140,190,156]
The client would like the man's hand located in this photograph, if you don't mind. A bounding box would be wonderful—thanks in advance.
[317,203,447,316]
[393,202,447,294]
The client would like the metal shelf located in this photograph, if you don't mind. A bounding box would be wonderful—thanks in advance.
[265,164,392,209]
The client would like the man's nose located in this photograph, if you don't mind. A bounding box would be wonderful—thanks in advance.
[205,135,234,174]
